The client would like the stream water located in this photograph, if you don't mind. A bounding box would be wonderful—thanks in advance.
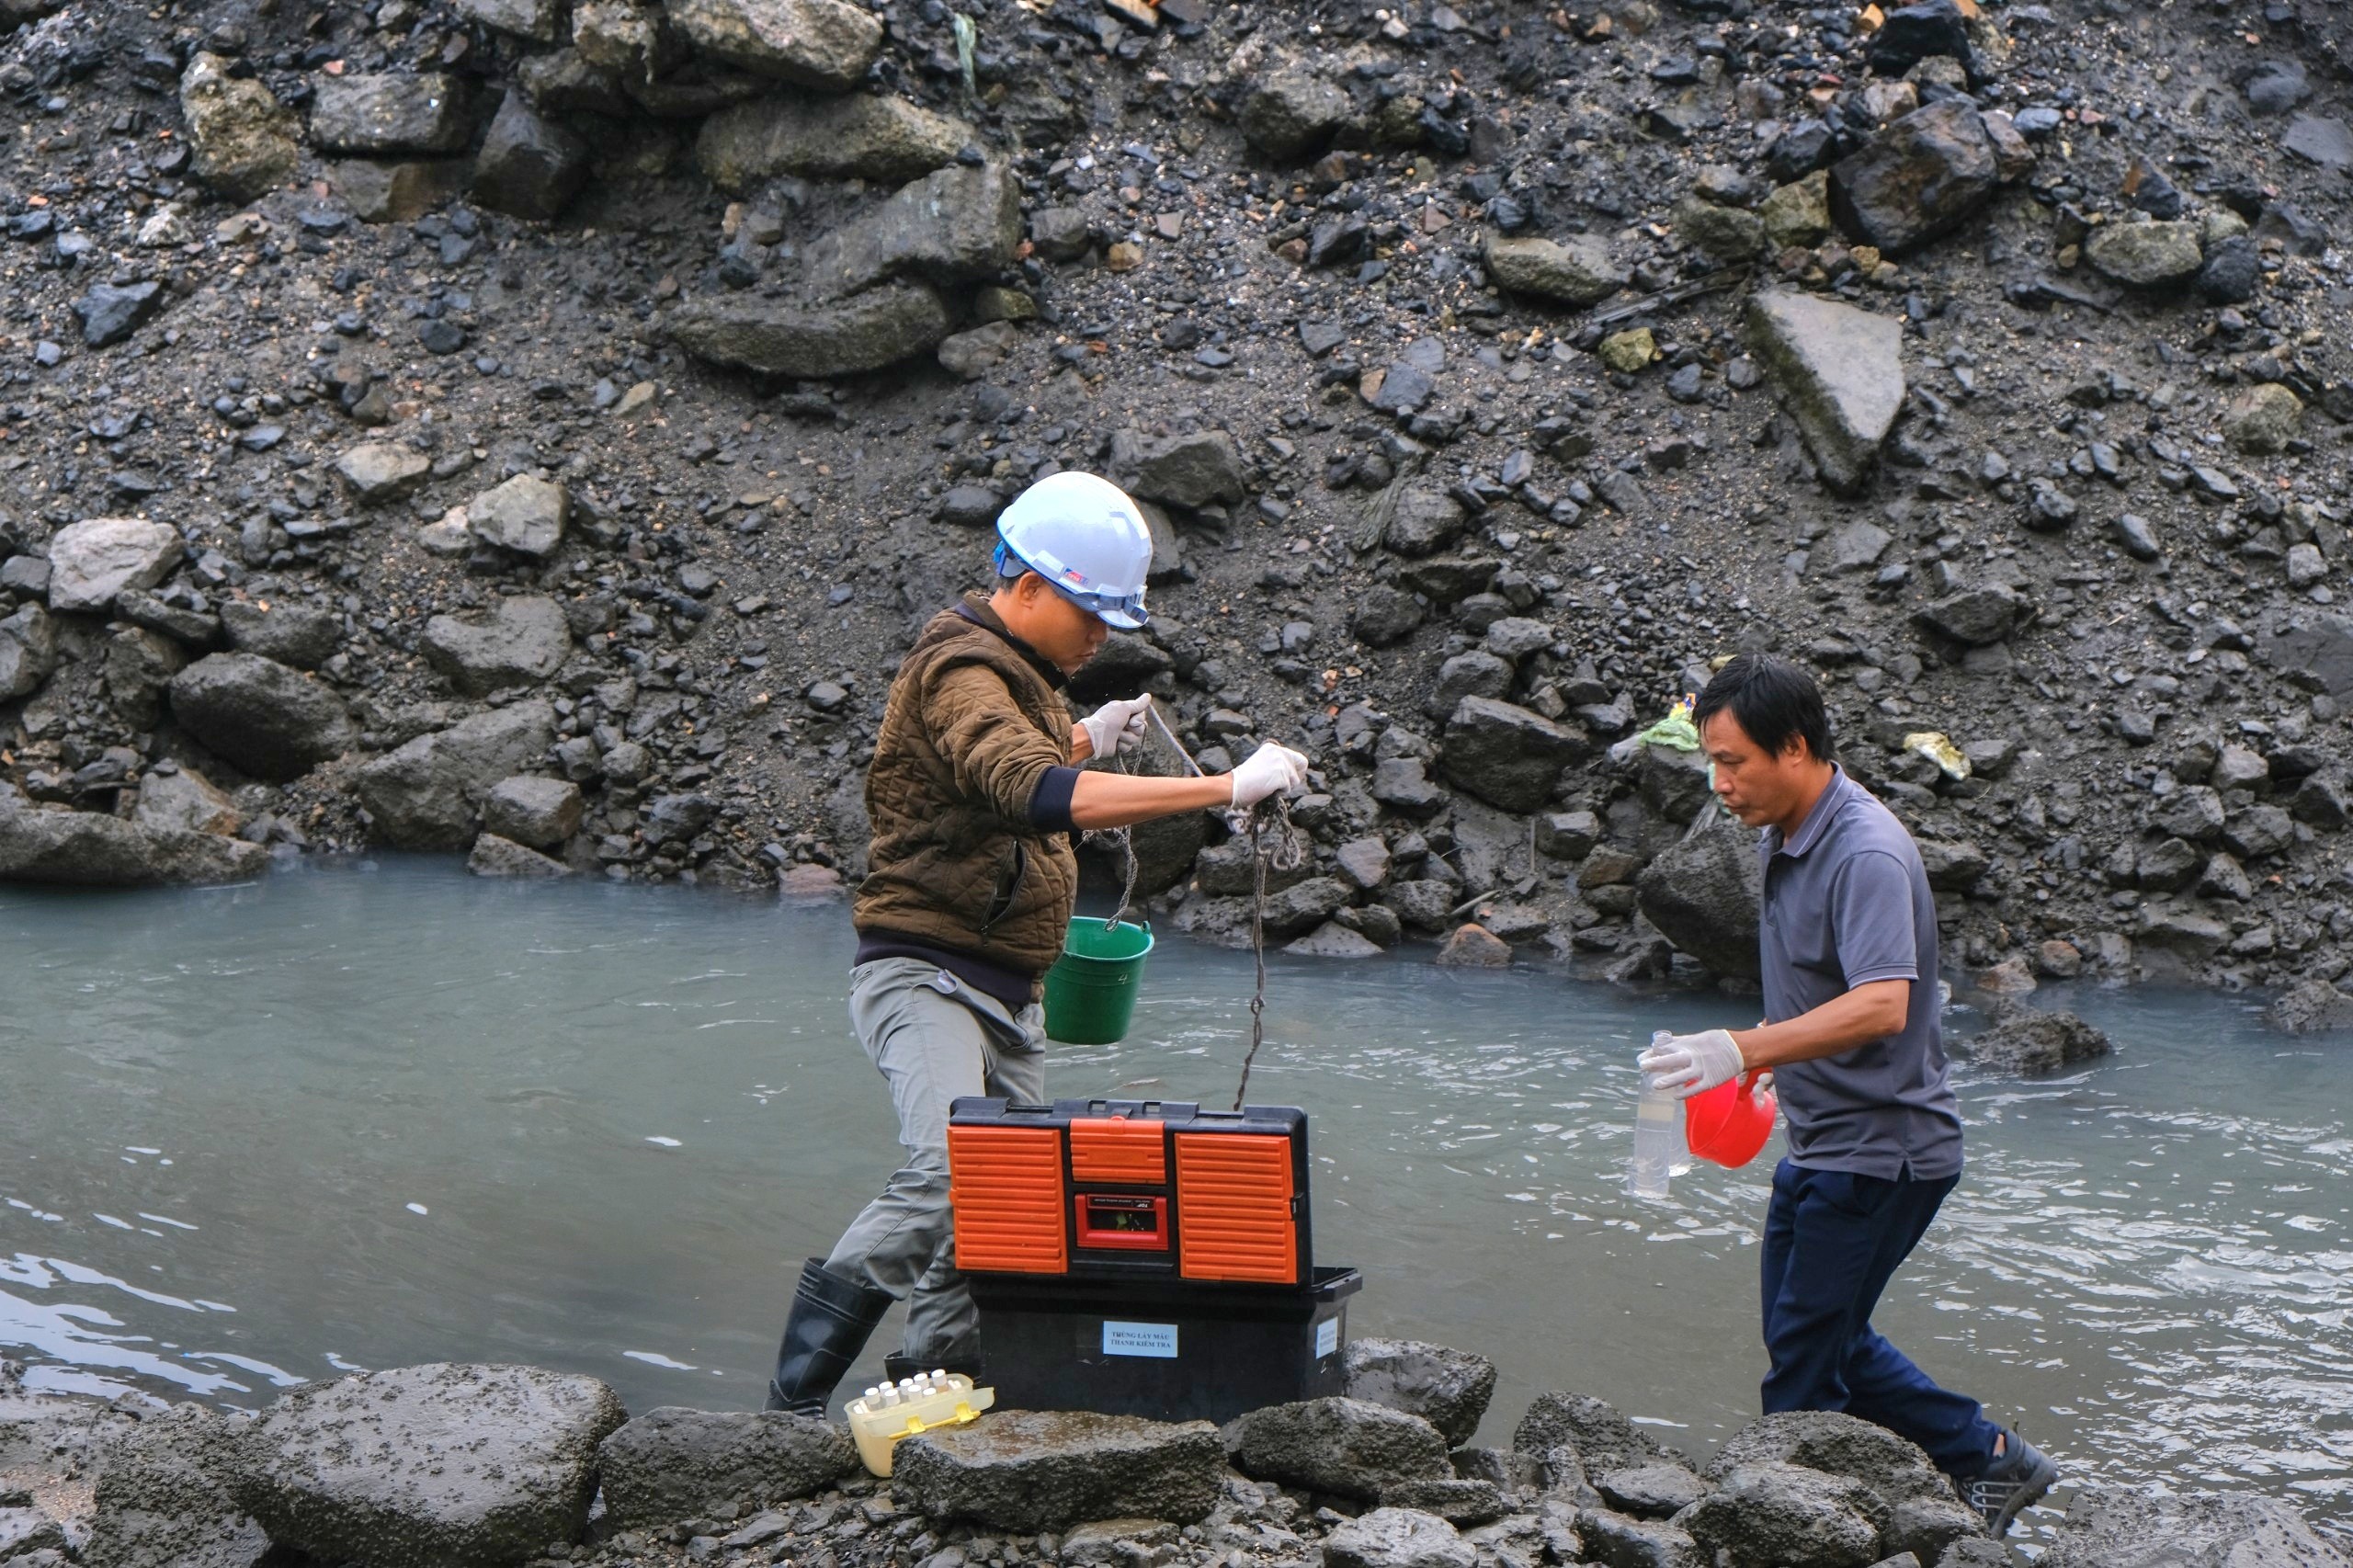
[4,860,2349,1538]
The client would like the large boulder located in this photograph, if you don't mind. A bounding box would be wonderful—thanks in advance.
[698,93,970,189]
[0,602,56,700]
[1481,233,1627,307]
[1439,698,1586,813]
[1744,291,1904,496]
[1680,1464,1889,1568]
[892,1411,1222,1531]
[46,518,185,615]
[0,788,270,887]
[179,52,300,201]
[420,597,573,697]
[1512,1392,1682,1472]
[1343,1340,1498,1448]
[482,776,585,849]
[1636,814,1764,980]
[2040,1490,2349,1568]
[801,162,1022,297]
[2268,979,2353,1036]
[307,73,469,154]
[666,0,884,89]
[1703,1412,1981,1564]
[220,600,339,670]
[1828,101,2006,254]
[1324,1507,1478,1568]
[1108,428,1249,511]
[82,1403,270,1568]
[168,653,355,781]
[106,627,191,730]
[132,765,244,838]
[594,1409,857,1531]
[670,280,952,377]
[353,702,557,849]
[1224,1397,1452,1502]
[1952,1006,2112,1075]
[234,1363,626,1568]
[471,93,591,222]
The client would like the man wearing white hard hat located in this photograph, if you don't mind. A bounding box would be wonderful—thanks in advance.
[760,470,1313,1415]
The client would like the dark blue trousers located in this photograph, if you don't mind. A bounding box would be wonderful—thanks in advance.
[1760,1157,2003,1477]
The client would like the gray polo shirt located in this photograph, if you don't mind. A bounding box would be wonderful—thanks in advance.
[1758,767,1963,1180]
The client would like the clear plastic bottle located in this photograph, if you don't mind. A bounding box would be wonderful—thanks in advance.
[1629,1030,1682,1200]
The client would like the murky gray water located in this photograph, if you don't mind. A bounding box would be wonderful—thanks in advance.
[5,861,2350,1537]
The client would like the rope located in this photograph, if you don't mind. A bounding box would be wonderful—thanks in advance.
[1083,703,1302,1111]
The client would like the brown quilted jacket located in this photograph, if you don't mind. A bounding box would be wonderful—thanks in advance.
[852,594,1079,985]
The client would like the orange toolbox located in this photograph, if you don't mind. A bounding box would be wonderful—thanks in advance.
[949,1096,1361,1422]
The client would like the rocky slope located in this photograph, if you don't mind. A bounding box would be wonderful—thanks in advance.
[0,0,2349,1002]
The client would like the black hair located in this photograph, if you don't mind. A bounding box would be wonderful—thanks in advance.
[1692,653,1835,761]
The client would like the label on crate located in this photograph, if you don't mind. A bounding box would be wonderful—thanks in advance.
[1315,1317,1340,1359]
[1102,1320,1180,1358]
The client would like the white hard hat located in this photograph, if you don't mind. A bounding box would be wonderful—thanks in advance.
[994,471,1153,630]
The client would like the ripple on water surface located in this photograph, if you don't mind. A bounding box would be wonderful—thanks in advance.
[3,859,2350,1540]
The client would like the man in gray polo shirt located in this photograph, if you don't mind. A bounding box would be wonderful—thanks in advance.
[1639,653,2059,1537]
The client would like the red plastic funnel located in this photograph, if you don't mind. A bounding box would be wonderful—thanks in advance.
[1684,1071,1777,1168]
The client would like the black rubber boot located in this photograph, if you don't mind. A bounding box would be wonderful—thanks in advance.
[882,1351,983,1385]
[763,1258,893,1417]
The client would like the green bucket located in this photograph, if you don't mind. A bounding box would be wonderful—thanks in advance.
[1043,917,1154,1044]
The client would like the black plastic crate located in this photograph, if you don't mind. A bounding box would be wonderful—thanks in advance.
[970,1266,1362,1424]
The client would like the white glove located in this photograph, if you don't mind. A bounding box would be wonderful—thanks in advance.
[1638,1028,1745,1100]
[1079,694,1153,761]
[1228,741,1310,809]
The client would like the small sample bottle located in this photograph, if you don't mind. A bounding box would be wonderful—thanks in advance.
[1629,1031,1681,1200]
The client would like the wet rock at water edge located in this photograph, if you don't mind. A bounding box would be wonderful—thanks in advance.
[1324,1507,1477,1568]
[482,776,584,849]
[44,518,185,615]
[892,1411,1223,1531]
[82,1401,270,1568]
[1435,923,1513,966]
[1225,1397,1452,1501]
[1343,1340,1497,1447]
[1955,1006,2112,1075]
[1682,1463,1890,1568]
[699,94,972,189]
[167,653,356,782]
[1704,1411,1983,1563]
[353,703,557,849]
[74,282,165,349]
[234,1363,626,1568]
[1514,1392,1683,1472]
[307,73,470,154]
[2040,1491,2351,1568]
[132,764,244,838]
[0,783,271,887]
[1744,291,1904,496]
[179,53,300,201]
[596,1409,858,1531]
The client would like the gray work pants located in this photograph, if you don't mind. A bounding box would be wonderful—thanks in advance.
[822,957,1045,1365]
